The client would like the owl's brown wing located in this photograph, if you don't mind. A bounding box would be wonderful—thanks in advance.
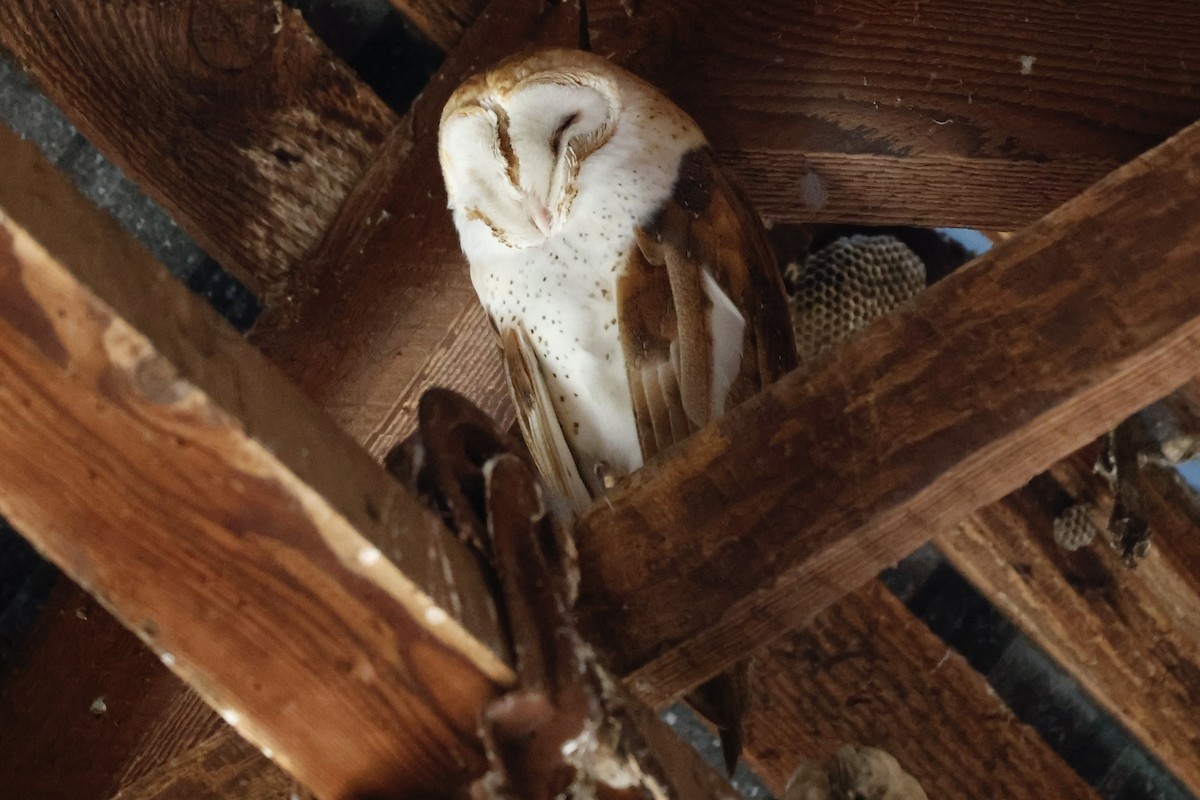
[501,326,594,515]
[617,146,797,462]
[616,147,796,775]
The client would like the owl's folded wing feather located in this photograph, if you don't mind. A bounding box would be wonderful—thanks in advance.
[617,146,797,462]
[501,326,594,515]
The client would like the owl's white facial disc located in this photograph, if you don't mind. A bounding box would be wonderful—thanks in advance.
[440,75,619,250]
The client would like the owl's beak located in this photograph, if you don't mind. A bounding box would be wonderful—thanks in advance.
[524,194,554,236]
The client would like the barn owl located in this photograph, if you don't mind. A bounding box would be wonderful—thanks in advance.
[438,47,797,771]
[439,47,796,509]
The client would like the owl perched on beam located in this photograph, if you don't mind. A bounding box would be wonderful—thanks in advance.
[438,47,797,771]
[439,47,796,510]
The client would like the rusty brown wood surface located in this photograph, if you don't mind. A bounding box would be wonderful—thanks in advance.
[937,449,1200,796]
[0,125,512,800]
[572,118,1200,708]
[0,0,397,302]
[744,581,1101,800]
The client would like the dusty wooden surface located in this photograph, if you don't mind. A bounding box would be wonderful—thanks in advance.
[743,581,1101,800]
[0,0,397,301]
[938,451,1200,796]
[572,119,1200,706]
[0,126,513,799]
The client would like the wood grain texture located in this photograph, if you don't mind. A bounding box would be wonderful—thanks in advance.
[0,579,221,800]
[742,582,1101,800]
[937,452,1200,796]
[388,0,486,50]
[0,0,397,301]
[572,119,1200,707]
[114,728,302,800]
[589,0,1200,227]
[0,125,513,799]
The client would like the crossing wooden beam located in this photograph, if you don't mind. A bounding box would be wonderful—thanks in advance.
[572,118,1200,707]
[937,454,1200,796]
[743,581,1101,800]
[0,124,512,800]
[0,0,397,302]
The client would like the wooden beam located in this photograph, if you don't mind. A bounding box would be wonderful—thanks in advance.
[937,459,1200,796]
[593,0,1200,228]
[0,124,512,799]
[0,0,397,301]
[387,0,486,51]
[742,581,1101,800]
[571,118,1200,707]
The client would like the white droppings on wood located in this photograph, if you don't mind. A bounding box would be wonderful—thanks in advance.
[425,606,449,625]
[356,545,382,567]
[160,652,176,666]
[221,708,241,726]
[1019,55,1037,75]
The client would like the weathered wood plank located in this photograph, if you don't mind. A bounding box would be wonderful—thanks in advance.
[571,119,1200,708]
[937,460,1200,796]
[0,0,397,301]
[0,124,512,799]
[387,0,486,51]
[742,581,1100,800]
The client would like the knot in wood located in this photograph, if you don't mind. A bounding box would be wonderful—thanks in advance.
[188,0,280,72]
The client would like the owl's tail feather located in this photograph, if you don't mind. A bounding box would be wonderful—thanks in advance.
[502,326,593,515]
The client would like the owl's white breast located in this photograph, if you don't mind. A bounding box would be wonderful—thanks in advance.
[456,108,702,489]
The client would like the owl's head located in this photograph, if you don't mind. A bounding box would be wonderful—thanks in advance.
[439,49,623,249]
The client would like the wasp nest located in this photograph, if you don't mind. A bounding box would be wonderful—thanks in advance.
[1053,503,1101,551]
[785,745,928,800]
[787,235,926,362]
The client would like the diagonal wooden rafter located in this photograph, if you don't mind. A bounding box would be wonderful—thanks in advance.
[0,124,513,800]
[572,117,1200,707]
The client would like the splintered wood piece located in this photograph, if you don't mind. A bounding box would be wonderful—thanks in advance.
[0,0,397,301]
[394,389,740,800]
[0,125,512,799]
[572,118,1200,707]
[937,449,1200,795]
[742,582,1101,800]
